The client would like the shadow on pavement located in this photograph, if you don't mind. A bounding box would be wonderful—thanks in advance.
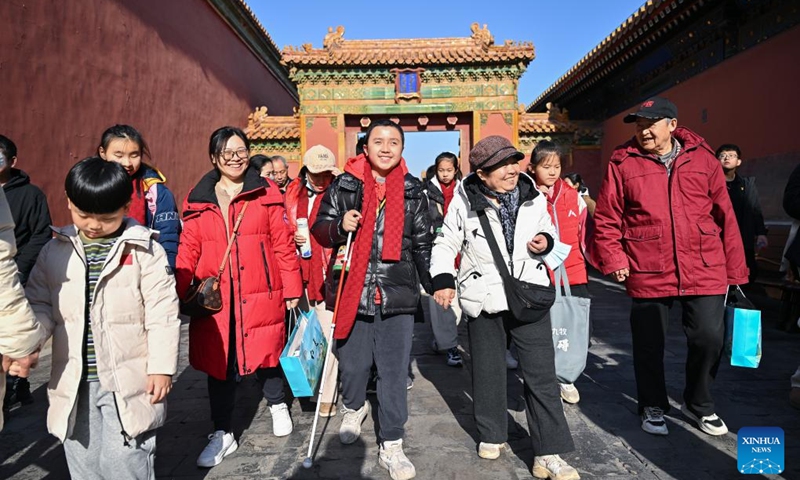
[575,275,798,479]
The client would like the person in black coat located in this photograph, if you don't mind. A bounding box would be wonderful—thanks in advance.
[0,134,52,409]
[782,163,800,277]
[717,144,768,283]
[783,163,800,409]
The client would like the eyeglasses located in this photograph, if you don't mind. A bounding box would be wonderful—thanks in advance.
[220,148,249,161]
[718,153,738,160]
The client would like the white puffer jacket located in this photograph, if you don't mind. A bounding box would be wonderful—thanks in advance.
[0,189,44,431]
[26,220,181,442]
[430,174,556,318]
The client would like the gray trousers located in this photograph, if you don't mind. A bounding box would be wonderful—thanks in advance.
[336,311,414,442]
[63,381,156,480]
[420,290,461,351]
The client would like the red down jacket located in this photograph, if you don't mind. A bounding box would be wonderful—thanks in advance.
[176,167,302,380]
[589,126,748,298]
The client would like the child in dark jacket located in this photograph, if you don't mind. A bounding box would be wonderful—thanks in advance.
[422,152,464,368]
[0,134,52,410]
[98,125,181,268]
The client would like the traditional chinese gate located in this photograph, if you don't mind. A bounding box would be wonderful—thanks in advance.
[246,25,592,176]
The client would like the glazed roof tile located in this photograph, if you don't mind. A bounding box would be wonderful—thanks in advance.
[231,0,281,56]
[282,24,534,67]
[518,113,577,134]
[528,0,707,112]
[246,107,300,140]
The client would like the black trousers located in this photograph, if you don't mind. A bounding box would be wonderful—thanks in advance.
[207,311,285,432]
[336,312,414,442]
[630,294,725,417]
[468,311,574,456]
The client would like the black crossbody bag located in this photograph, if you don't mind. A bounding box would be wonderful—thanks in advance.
[477,210,555,323]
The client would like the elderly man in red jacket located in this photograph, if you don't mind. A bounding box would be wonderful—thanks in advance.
[590,97,748,438]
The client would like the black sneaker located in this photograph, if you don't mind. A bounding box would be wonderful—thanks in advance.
[446,348,463,367]
[4,375,20,409]
[14,377,33,405]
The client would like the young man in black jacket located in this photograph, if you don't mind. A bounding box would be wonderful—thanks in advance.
[312,120,432,480]
[717,144,768,283]
[1,134,52,409]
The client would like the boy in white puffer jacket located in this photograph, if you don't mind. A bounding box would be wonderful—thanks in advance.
[25,158,180,480]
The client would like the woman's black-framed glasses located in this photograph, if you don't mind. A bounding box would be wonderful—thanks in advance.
[220,148,249,161]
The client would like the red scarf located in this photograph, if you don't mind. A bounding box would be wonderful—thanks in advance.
[297,185,326,302]
[440,180,456,216]
[335,154,407,339]
[129,176,147,226]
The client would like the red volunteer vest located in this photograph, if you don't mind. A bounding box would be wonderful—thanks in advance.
[547,179,588,286]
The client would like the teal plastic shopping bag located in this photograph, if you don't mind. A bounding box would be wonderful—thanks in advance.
[723,287,762,369]
[280,309,328,397]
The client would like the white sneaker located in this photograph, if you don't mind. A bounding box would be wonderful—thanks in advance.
[532,454,580,480]
[641,406,668,436]
[477,442,504,459]
[680,404,728,436]
[379,439,416,480]
[559,383,580,404]
[339,402,370,444]
[196,430,238,468]
[505,349,518,370]
[269,403,293,437]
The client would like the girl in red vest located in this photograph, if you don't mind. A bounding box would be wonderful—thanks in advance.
[527,140,590,405]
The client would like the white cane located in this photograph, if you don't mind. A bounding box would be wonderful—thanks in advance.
[302,231,353,469]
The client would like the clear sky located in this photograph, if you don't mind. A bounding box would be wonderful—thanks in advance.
[250,0,645,174]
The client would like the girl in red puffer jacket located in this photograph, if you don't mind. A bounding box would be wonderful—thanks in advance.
[527,140,590,405]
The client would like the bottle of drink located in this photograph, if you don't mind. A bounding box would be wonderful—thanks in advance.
[296,218,312,259]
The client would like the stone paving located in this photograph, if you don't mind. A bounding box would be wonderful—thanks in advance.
[1,275,798,479]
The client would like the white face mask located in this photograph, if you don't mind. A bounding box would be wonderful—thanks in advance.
[0,152,6,169]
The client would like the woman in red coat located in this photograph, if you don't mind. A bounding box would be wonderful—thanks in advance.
[176,126,302,468]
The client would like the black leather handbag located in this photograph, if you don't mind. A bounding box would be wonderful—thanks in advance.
[477,210,555,323]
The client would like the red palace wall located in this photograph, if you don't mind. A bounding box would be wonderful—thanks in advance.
[570,147,603,195]
[600,26,800,221]
[0,0,297,224]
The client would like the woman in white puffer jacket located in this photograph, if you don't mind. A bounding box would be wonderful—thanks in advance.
[430,136,580,480]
